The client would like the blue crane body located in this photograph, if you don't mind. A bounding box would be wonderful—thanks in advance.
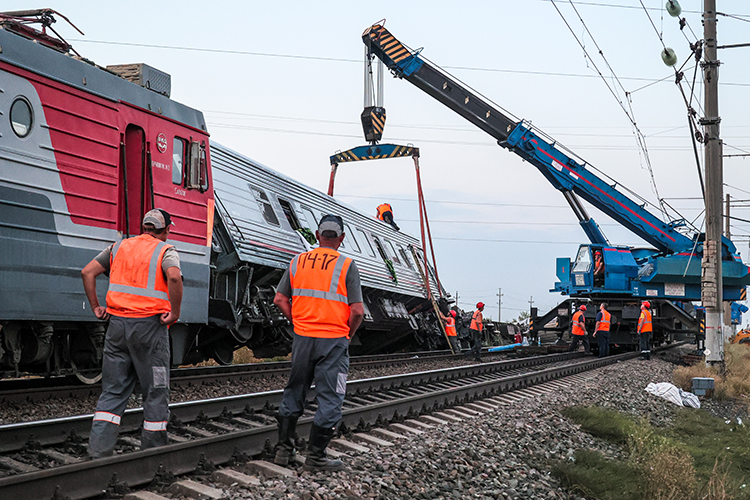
[362,22,750,305]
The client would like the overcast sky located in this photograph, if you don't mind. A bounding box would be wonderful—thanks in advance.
[15,1,750,323]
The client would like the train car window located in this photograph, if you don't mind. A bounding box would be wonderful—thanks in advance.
[357,228,376,257]
[385,240,400,264]
[172,137,186,185]
[371,235,390,264]
[10,98,33,137]
[343,224,361,253]
[278,198,301,230]
[398,244,414,270]
[300,206,318,227]
[249,184,280,226]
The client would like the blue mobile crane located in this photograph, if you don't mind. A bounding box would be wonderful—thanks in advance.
[362,22,750,347]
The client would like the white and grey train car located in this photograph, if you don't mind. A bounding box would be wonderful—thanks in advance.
[208,144,450,359]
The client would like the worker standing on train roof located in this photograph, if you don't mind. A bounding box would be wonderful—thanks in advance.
[440,309,460,354]
[469,302,485,362]
[80,209,183,458]
[272,214,364,471]
[568,304,590,354]
[593,302,611,358]
[638,301,653,360]
[376,203,400,231]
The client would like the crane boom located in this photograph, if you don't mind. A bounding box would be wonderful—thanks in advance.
[362,23,695,255]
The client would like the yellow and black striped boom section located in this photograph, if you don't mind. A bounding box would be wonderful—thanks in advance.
[362,22,412,67]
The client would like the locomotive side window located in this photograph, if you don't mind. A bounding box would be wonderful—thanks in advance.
[278,198,301,230]
[172,137,186,184]
[249,185,280,226]
[357,228,376,257]
[186,140,208,191]
[344,224,361,253]
[10,98,33,137]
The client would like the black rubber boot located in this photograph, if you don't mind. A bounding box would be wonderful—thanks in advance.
[273,415,298,466]
[303,424,343,472]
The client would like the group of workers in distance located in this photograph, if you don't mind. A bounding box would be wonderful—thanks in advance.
[569,300,653,360]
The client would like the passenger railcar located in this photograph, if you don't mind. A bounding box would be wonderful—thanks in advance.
[0,11,448,381]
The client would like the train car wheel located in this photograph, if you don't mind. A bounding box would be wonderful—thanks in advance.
[71,358,103,384]
[209,341,235,365]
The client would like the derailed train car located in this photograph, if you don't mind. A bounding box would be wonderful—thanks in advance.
[0,11,447,382]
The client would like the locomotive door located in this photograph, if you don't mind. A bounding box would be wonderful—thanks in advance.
[118,124,154,237]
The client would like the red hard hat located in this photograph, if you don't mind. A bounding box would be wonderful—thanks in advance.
[642,301,651,309]
[579,305,587,311]
[477,302,485,309]
[450,310,457,318]
[595,250,602,256]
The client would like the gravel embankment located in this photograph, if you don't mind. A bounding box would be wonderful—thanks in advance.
[212,347,745,500]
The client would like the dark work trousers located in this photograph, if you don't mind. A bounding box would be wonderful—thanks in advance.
[470,328,482,360]
[88,315,170,457]
[568,334,590,353]
[596,331,610,357]
[447,335,461,354]
[639,331,652,359]
[279,333,350,428]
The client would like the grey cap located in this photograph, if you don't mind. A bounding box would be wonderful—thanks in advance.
[318,214,344,237]
[142,209,174,229]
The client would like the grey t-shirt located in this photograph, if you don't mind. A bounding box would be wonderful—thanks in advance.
[277,253,363,304]
[94,241,181,274]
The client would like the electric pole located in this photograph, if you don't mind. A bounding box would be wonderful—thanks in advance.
[528,296,534,311]
[701,0,724,368]
[497,288,503,322]
[455,291,460,309]
[724,194,732,329]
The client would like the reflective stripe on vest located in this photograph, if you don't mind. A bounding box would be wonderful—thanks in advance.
[106,234,172,317]
[572,311,586,336]
[143,420,168,432]
[93,411,121,425]
[289,248,352,338]
[446,316,457,336]
[470,310,483,331]
[638,310,653,333]
[598,310,611,331]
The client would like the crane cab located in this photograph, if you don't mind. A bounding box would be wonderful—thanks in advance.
[554,245,638,297]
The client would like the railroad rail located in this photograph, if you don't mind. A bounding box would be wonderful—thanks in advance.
[0,347,676,499]
[0,348,489,403]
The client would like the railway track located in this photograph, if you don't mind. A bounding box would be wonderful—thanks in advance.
[0,346,671,500]
[0,348,487,404]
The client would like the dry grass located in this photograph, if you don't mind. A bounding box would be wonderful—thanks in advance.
[184,346,291,368]
[628,426,697,500]
[673,343,750,403]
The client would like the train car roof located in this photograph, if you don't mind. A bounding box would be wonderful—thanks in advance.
[0,27,207,131]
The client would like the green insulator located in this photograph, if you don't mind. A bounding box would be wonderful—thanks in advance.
[661,47,678,67]
[666,0,682,17]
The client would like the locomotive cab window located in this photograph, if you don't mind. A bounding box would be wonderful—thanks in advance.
[278,198,301,230]
[249,185,280,226]
[186,140,208,191]
[10,97,33,137]
[172,137,187,184]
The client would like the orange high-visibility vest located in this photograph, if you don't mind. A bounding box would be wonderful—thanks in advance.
[572,310,586,336]
[106,234,172,318]
[638,309,653,334]
[289,247,353,338]
[376,203,393,221]
[445,316,457,337]
[597,310,611,332]
[470,310,483,331]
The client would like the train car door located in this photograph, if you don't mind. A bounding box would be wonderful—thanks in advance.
[118,124,153,237]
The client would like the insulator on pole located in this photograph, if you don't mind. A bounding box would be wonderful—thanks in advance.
[666,0,682,18]
[661,47,678,67]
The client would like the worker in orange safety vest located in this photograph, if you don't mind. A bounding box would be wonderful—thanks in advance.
[469,302,485,362]
[273,214,364,471]
[81,209,182,458]
[440,309,460,354]
[593,302,611,358]
[638,300,653,360]
[568,304,590,354]
[376,203,400,231]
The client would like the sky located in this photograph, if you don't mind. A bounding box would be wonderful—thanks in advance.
[13,1,750,323]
